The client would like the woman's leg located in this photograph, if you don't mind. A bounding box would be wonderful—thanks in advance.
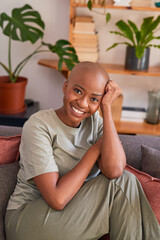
[5,171,160,240]
[109,170,160,240]
[5,175,111,240]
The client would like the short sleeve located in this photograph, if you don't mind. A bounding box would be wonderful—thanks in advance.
[19,116,59,181]
[96,111,103,141]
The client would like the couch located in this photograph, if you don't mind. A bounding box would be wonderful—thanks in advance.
[0,125,160,240]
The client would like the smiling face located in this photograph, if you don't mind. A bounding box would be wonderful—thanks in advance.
[56,62,109,127]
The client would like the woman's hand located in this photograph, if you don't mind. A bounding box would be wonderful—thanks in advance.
[101,80,122,108]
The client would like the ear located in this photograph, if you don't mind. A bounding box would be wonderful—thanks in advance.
[63,80,68,94]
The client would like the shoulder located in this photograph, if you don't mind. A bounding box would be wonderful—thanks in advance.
[24,109,56,127]
[22,109,56,138]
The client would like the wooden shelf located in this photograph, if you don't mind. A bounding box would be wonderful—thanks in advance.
[38,59,160,77]
[115,121,160,136]
[73,3,160,12]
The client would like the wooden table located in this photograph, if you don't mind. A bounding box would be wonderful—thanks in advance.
[115,121,160,136]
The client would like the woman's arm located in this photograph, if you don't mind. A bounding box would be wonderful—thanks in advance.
[98,80,126,179]
[33,139,101,211]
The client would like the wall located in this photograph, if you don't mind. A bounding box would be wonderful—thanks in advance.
[0,0,160,111]
[0,0,70,110]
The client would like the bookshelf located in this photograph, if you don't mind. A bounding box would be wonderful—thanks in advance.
[38,59,160,77]
[71,3,160,11]
[38,1,160,136]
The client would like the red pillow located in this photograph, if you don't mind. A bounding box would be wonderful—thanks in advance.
[125,164,160,224]
[0,135,21,164]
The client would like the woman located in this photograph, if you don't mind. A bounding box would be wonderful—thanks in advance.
[5,62,160,240]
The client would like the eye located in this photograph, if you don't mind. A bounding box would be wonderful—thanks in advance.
[91,97,99,102]
[74,88,82,95]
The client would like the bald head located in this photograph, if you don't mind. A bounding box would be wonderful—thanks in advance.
[68,61,109,83]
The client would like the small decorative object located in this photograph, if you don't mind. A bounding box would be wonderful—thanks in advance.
[146,89,160,124]
[155,0,160,7]
[113,0,131,6]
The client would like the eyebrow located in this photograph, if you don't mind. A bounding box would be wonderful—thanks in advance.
[73,84,103,97]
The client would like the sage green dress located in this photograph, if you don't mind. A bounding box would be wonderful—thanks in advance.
[5,110,160,240]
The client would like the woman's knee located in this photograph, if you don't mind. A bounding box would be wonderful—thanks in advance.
[114,170,141,193]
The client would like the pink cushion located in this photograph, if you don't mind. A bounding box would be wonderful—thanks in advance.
[0,135,21,164]
[100,165,160,240]
[125,164,160,224]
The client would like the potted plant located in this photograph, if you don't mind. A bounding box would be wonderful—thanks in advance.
[106,16,160,71]
[0,4,79,114]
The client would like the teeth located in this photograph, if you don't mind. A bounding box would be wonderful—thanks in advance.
[72,106,84,115]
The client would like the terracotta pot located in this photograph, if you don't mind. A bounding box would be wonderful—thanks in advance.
[0,76,28,114]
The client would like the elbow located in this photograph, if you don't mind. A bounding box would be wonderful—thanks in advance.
[48,197,67,211]
[108,168,124,179]
[101,164,125,179]
[52,202,65,211]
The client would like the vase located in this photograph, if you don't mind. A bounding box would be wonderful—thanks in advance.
[125,46,150,71]
[155,0,160,7]
[0,76,27,114]
[146,89,160,124]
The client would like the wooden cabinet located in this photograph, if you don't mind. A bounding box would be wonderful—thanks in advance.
[38,1,160,136]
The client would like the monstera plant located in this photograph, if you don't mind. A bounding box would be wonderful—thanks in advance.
[0,4,79,83]
[0,4,79,114]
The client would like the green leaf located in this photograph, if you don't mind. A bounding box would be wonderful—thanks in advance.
[106,13,111,24]
[106,43,120,51]
[116,20,135,45]
[58,58,63,71]
[63,46,76,53]
[87,0,92,10]
[147,44,160,48]
[144,33,154,45]
[148,15,160,33]
[135,46,145,59]
[63,58,75,71]
[110,30,127,38]
[140,16,154,43]
[43,40,79,71]
[0,4,45,43]
[106,42,131,51]
[128,20,140,45]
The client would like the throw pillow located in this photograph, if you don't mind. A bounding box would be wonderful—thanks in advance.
[0,135,21,164]
[125,164,160,224]
[0,162,19,240]
[141,145,160,179]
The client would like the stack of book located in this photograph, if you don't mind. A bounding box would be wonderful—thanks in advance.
[121,106,147,122]
[131,0,151,7]
[72,16,99,62]
[113,0,131,7]
[74,0,106,3]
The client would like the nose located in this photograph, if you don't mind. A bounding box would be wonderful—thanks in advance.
[77,96,88,108]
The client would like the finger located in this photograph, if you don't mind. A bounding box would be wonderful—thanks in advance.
[106,83,122,95]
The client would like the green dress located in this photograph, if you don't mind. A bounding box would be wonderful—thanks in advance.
[5,110,160,240]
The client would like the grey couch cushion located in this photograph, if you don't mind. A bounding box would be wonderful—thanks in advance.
[0,125,22,137]
[141,145,160,179]
[119,134,160,170]
[0,162,19,240]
